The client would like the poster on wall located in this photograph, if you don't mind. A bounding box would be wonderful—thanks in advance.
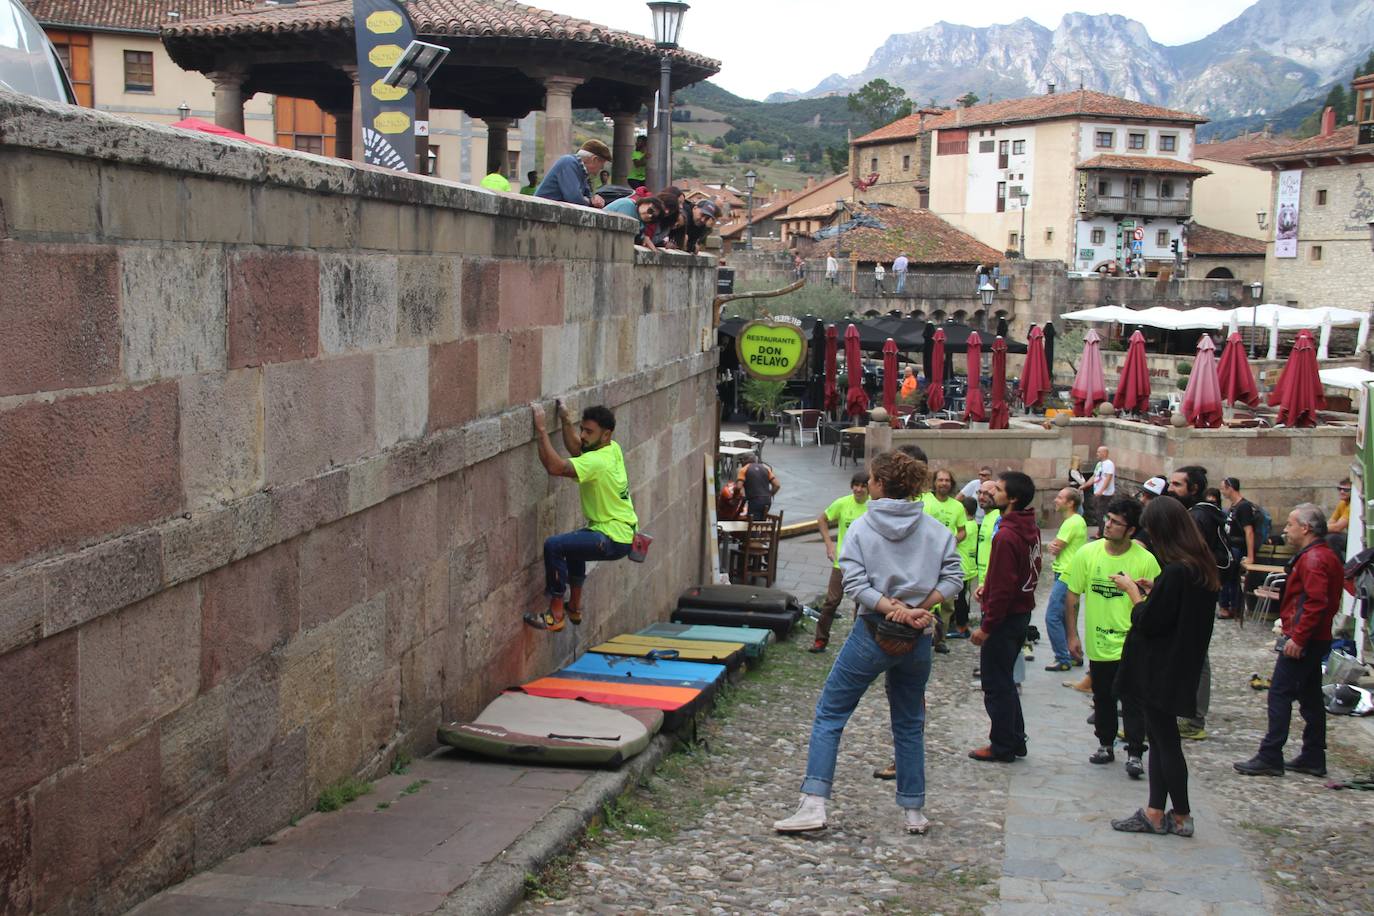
[1275,169,1302,258]
[353,0,417,172]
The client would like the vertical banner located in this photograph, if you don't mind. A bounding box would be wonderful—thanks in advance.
[353,0,417,172]
[1275,169,1302,258]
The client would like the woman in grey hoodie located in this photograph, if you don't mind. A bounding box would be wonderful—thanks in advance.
[774,451,964,836]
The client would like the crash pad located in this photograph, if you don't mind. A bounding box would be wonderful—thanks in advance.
[638,623,773,658]
[515,678,708,730]
[437,693,662,766]
[557,652,726,690]
[589,634,745,669]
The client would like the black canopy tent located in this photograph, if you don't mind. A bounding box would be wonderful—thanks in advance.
[718,317,1025,357]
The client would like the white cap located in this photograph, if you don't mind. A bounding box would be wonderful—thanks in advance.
[1143,477,1167,496]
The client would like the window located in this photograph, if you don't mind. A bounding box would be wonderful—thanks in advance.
[1159,134,1177,152]
[979,140,995,153]
[1091,227,1106,245]
[47,30,93,106]
[1044,228,1054,243]
[1159,180,1174,199]
[1128,132,1146,150]
[1097,179,1110,195]
[1362,89,1374,123]
[123,50,153,92]
[1008,232,1020,249]
[902,154,910,170]
[1129,178,1143,198]
[293,135,323,155]
[1095,130,1114,149]
[1012,139,1025,155]
[273,97,338,158]
[937,129,969,156]
[1156,230,1169,247]
[996,181,1007,213]
[870,157,878,173]
[1311,245,1323,261]
[1316,189,1328,206]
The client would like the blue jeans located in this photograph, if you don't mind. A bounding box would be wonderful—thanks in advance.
[801,617,932,809]
[1044,574,1072,665]
[542,528,631,598]
[895,272,907,293]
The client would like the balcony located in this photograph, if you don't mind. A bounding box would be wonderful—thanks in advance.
[1081,192,1192,219]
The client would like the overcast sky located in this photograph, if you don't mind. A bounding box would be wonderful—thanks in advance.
[550,0,1260,99]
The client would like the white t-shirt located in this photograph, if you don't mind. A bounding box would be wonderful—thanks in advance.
[1092,459,1116,496]
[893,256,909,273]
[874,264,885,279]
[959,478,985,521]
[826,256,838,275]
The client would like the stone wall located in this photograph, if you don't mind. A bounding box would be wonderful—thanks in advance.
[0,92,717,915]
[1262,162,1374,310]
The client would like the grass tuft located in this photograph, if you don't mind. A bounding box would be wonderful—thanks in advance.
[315,776,372,813]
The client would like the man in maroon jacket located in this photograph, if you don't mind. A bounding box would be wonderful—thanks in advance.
[969,471,1043,762]
[1235,504,1345,777]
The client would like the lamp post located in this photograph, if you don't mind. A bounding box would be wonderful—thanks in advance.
[647,2,689,190]
[979,281,996,331]
[177,101,190,121]
[1017,189,1030,258]
[1249,279,1264,358]
[744,168,757,250]
[1368,218,1374,253]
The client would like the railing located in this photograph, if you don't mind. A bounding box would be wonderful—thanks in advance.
[1081,194,1192,218]
[1064,275,1244,307]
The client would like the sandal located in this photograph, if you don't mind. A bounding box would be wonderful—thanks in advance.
[1110,808,1166,834]
[1165,812,1194,838]
[522,610,565,632]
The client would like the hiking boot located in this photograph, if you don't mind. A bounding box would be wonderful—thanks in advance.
[1125,755,1144,779]
[873,762,897,780]
[1284,757,1327,777]
[1177,721,1207,741]
[1233,756,1284,777]
[773,794,827,833]
[1089,746,1115,765]
[1044,661,1072,672]
[968,745,1015,763]
[934,642,951,654]
[807,639,828,653]
[904,808,930,835]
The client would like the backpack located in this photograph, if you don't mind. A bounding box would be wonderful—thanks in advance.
[1193,502,1232,571]
[1254,505,1273,546]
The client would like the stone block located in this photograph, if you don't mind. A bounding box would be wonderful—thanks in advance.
[0,630,77,799]
[299,513,368,630]
[227,252,321,368]
[375,347,429,450]
[0,566,43,655]
[334,594,388,689]
[427,339,478,432]
[276,627,337,736]
[180,368,264,509]
[540,324,580,398]
[359,200,401,251]
[251,187,312,248]
[475,334,510,416]
[400,628,443,730]
[460,260,500,335]
[200,542,301,691]
[44,530,163,635]
[507,329,543,405]
[365,484,439,592]
[0,150,99,235]
[101,163,181,241]
[0,241,121,397]
[192,727,307,870]
[397,255,461,345]
[497,261,564,330]
[78,582,200,750]
[1248,435,1293,457]
[387,558,448,661]
[347,454,390,515]
[263,355,375,486]
[183,176,253,243]
[226,655,281,777]
[0,793,34,915]
[319,255,399,354]
[268,468,349,546]
[120,246,227,382]
[307,193,358,251]
[159,691,228,814]
[0,383,181,565]
[97,812,196,916]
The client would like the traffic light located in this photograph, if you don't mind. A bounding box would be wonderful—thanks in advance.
[1170,238,1180,256]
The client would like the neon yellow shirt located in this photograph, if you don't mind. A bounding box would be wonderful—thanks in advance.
[480,172,511,192]
[1064,539,1161,662]
[976,508,1000,582]
[958,519,978,578]
[922,492,967,540]
[1051,513,1088,576]
[823,494,869,569]
[569,440,638,544]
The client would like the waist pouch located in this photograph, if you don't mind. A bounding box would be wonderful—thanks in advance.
[863,615,921,656]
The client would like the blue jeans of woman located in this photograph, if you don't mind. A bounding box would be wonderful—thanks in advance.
[1044,573,1073,665]
[801,616,932,810]
[542,528,632,598]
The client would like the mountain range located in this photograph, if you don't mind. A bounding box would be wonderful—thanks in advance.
[766,0,1374,130]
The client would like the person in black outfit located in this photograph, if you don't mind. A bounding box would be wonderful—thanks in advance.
[738,453,781,520]
[1167,465,1226,739]
[1218,477,1258,620]
[1108,497,1218,837]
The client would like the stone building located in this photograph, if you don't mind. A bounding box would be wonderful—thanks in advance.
[1184,222,1266,282]
[1192,133,1297,241]
[847,108,944,209]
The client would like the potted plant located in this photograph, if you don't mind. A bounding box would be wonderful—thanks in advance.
[739,378,797,439]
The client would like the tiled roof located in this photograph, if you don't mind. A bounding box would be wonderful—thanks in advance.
[1194,135,1297,167]
[777,202,840,221]
[1185,223,1265,257]
[1078,154,1212,175]
[810,205,1003,266]
[28,0,253,32]
[924,89,1206,131]
[1247,126,1365,163]
[853,109,945,145]
[719,193,798,239]
[161,0,719,70]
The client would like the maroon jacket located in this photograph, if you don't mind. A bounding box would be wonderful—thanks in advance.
[980,508,1042,631]
[1281,539,1344,649]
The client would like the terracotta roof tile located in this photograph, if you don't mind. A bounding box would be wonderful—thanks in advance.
[923,89,1206,131]
[853,109,945,145]
[28,0,253,32]
[1185,223,1265,257]
[1194,135,1297,167]
[810,205,1003,266]
[777,202,840,221]
[1078,154,1211,175]
[1246,125,1366,163]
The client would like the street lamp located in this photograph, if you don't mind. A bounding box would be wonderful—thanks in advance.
[1017,189,1030,258]
[1368,218,1374,253]
[1248,279,1264,358]
[176,101,190,121]
[1256,210,1268,232]
[744,168,757,250]
[647,1,689,189]
[979,282,996,308]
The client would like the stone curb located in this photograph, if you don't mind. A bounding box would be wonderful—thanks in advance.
[435,732,678,916]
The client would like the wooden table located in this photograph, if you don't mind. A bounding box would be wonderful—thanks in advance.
[720,432,761,445]
[1241,561,1285,576]
[717,520,750,535]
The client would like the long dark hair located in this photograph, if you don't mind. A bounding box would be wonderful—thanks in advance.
[1141,496,1220,591]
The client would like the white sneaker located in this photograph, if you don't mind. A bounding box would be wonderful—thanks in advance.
[773,794,827,833]
[904,808,930,835]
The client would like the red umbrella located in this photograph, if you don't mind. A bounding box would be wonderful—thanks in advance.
[990,337,1010,430]
[845,323,869,418]
[172,117,276,146]
[927,328,946,414]
[1268,329,1325,428]
[824,325,839,413]
[1112,329,1152,414]
[1020,325,1051,410]
[1070,329,1107,417]
[882,338,898,418]
[965,331,986,422]
[1182,334,1223,429]
[1216,332,1259,407]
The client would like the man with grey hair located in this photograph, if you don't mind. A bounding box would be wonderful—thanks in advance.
[535,139,611,208]
[1235,503,1345,778]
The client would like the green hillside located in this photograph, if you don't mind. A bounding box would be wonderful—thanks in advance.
[677,81,865,154]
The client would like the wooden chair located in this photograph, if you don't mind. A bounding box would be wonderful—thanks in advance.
[837,431,865,468]
[732,512,782,586]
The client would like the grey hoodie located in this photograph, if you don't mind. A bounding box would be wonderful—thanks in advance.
[838,497,964,616]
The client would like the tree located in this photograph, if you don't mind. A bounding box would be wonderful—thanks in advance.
[675,158,700,178]
[826,145,849,174]
[846,79,912,130]
[1357,50,1374,77]
[957,91,980,109]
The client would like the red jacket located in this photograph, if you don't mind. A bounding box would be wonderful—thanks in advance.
[1281,539,1344,649]
[981,508,1042,631]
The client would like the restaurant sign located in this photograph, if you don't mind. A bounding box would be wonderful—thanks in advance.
[736,318,809,381]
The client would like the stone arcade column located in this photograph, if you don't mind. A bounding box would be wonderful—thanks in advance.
[340,64,362,164]
[483,117,515,176]
[609,111,638,185]
[541,76,584,173]
[207,68,247,134]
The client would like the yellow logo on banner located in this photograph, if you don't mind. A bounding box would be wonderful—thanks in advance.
[373,111,411,134]
[736,320,809,381]
[365,10,403,33]
[370,80,408,102]
[368,44,403,68]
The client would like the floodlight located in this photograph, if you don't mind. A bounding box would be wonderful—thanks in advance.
[382,40,450,90]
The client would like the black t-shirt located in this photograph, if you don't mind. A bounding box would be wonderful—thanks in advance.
[742,462,774,504]
[1226,499,1256,549]
[1189,501,1228,565]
